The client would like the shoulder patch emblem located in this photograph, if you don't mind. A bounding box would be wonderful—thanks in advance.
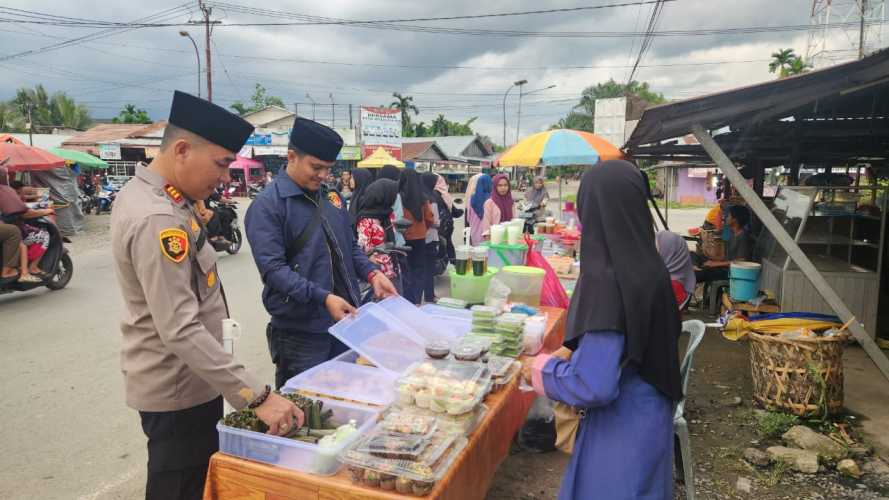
[159,228,189,263]
[327,191,342,209]
[206,270,217,288]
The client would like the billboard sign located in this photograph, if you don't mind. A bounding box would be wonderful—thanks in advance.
[98,143,122,160]
[360,106,402,159]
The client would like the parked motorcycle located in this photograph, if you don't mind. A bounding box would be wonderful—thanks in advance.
[78,190,95,215]
[247,182,264,199]
[0,217,74,295]
[207,198,242,255]
[94,186,116,214]
[517,200,549,234]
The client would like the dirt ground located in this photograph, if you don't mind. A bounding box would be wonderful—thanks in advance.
[486,312,889,500]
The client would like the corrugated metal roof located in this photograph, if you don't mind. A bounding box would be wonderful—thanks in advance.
[62,122,166,146]
[401,135,493,159]
[626,49,889,149]
[401,141,447,161]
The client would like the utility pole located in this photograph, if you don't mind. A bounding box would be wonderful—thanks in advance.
[294,102,299,116]
[306,94,316,120]
[515,80,528,144]
[349,104,353,128]
[192,1,220,102]
[329,93,335,128]
[860,0,868,59]
[27,104,33,146]
[502,79,526,149]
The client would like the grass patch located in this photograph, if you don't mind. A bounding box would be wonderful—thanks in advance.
[761,460,790,487]
[757,411,799,439]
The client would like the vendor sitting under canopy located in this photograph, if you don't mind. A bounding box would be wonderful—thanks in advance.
[695,204,753,284]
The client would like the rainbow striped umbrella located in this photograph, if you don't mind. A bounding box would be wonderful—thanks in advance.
[496,129,623,167]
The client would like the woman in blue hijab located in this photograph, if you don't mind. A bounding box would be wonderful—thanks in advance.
[468,174,492,246]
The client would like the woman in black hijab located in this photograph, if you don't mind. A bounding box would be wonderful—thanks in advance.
[398,168,433,304]
[346,168,374,227]
[378,164,401,182]
[523,160,680,500]
[355,179,400,283]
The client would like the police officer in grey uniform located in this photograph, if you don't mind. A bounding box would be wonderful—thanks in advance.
[111,91,302,500]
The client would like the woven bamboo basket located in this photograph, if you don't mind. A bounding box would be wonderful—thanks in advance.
[749,331,848,417]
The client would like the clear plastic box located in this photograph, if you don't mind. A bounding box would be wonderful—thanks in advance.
[377,295,464,342]
[341,431,467,494]
[420,303,473,320]
[329,303,428,375]
[396,360,492,415]
[282,359,397,407]
[217,397,381,476]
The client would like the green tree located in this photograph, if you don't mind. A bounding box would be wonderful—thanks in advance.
[769,48,797,77]
[0,102,25,132]
[11,84,92,130]
[552,79,665,131]
[52,94,92,129]
[551,111,594,132]
[112,104,152,124]
[390,92,419,136]
[230,83,286,115]
[783,56,811,77]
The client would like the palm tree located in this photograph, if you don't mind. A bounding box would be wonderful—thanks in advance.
[390,92,419,136]
[0,103,25,132]
[51,94,92,129]
[783,57,812,77]
[769,49,797,77]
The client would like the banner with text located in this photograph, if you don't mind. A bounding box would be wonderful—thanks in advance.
[359,106,402,160]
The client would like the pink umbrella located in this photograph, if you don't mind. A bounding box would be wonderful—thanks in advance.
[0,134,66,172]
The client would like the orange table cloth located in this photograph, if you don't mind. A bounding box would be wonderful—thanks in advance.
[204,307,567,500]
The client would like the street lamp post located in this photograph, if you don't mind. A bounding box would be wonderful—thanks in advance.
[179,31,201,98]
[502,79,526,149]
[329,93,335,128]
[306,93,316,121]
[516,84,556,143]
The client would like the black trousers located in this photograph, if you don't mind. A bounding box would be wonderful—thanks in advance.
[139,396,223,500]
[266,324,350,390]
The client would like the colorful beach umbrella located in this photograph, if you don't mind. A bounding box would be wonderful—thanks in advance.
[496,129,623,167]
[47,148,108,169]
[0,134,66,172]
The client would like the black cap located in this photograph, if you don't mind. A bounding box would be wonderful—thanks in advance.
[289,117,343,162]
[168,91,254,153]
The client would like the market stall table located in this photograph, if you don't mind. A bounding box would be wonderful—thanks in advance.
[204,307,567,500]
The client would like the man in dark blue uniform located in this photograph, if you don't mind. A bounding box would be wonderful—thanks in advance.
[245,117,397,389]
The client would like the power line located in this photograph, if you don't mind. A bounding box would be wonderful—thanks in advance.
[627,0,666,84]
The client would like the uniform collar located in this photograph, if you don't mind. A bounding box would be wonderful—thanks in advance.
[135,162,187,207]
[277,170,313,199]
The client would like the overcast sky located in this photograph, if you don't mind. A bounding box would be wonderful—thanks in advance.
[0,0,872,143]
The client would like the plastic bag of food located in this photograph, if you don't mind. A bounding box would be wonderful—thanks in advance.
[524,235,570,309]
[485,277,511,311]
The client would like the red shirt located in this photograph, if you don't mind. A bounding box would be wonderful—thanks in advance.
[671,280,688,310]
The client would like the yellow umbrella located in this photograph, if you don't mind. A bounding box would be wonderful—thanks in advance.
[357,147,405,168]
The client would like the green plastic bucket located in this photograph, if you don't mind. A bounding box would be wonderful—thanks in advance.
[449,267,500,304]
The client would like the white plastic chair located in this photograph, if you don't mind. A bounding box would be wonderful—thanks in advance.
[675,320,706,500]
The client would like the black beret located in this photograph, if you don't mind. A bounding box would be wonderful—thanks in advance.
[289,117,343,162]
[168,91,254,153]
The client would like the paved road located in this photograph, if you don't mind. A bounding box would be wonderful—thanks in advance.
[0,190,709,500]
[0,204,276,500]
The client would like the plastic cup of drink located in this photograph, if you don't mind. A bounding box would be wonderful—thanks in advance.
[490,224,507,245]
[471,246,488,276]
[455,246,470,275]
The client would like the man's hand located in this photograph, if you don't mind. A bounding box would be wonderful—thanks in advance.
[703,260,729,268]
[255,392,304,436]
[371,272,398,299]
[520,359,533,384]
[325,293,356,321]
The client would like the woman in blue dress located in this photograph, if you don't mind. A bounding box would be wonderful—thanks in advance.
[525,160,683,500]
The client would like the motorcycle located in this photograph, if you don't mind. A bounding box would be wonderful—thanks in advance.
[78,189,95,215]
[0,217,74,295]
[94,186,116,214]
[207,197,242,255]
[247,182,264,199]
[517,200,549,234]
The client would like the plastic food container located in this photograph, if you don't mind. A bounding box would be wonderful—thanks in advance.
[396,360,492,415]
[470,305,497,319]
[425,340,451,359]
[358,429,432,460]
[282,359,397,407]
[452,344,482,362]
[217,397,380,476]
[421,303,472,320]
[489,361,521,393]
[523,315,547,355]
[329,303,427,375]
[497,266,546,306]
[377,296,463,343]
[436,297,468,309]
[448,266,499,305]
[340,432,468,495]
[378,411,439,437]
